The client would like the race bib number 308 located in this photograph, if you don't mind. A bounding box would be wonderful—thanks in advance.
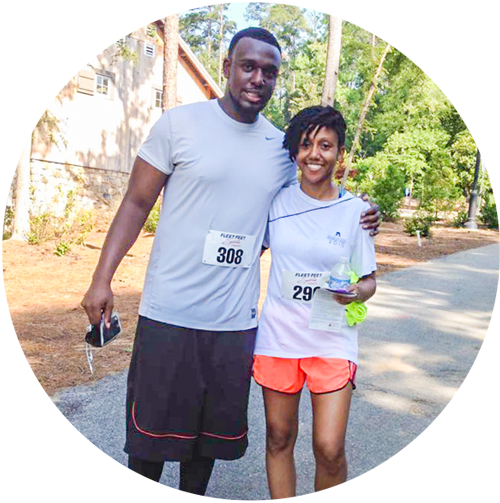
[202,230,256,268]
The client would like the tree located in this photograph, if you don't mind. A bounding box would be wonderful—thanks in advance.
[2,2,125,240]
[162,14,179,111]
[342,42,391,185]
[245,3,312,126]
[11,3,40,240]
[321,16,342,106]
[179,5,236,85]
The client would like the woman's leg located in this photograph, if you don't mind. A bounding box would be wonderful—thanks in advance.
[310,383,353,491]
[262,387,302,499]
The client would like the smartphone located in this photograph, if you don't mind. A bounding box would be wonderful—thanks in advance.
[85,312,122,348]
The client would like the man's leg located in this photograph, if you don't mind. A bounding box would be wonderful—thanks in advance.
[179,455,216,495]
[310,383,353,491]
[262,387,301,499]
[128,456,163,501]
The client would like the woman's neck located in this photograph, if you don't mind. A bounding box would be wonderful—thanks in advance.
[300,180,339,201]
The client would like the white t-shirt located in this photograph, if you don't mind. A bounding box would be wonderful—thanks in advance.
[137,99,296,331]
[255,184,377,363]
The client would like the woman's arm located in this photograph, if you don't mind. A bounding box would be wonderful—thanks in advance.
[332,271,376,305]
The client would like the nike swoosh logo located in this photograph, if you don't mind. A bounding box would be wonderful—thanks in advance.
[265,136,275,140]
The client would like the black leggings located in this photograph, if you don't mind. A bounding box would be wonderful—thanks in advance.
[128,454,215,495]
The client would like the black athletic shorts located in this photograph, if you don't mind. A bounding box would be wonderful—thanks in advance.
[124,316,257,462]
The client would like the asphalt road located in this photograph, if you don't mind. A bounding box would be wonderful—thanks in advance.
[53,243,499,500]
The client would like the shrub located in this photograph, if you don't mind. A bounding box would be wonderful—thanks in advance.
[404,210,436,237]
[371,164,405,220]
[480,192,498,229]
[26,211,58,244]
[55,240,71,256]
[143,199,161,234]
[452,209,469,228]
[3,206,13,240]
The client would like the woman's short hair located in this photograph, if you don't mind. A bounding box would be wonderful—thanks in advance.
[283,106,347,161]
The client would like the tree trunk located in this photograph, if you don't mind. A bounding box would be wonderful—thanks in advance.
[11,2,39,241]
[341,43,391,186]
[162,14,179,112]
[321,16,342,107]
[217,6,225,88]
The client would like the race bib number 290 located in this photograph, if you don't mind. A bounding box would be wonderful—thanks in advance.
[202,230,256,268]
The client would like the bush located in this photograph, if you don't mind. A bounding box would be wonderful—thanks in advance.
[143,198,161,234]
[26,211,58,244]
[371,164,406,220]
[480,192,498,229]
[55,240,71,257]
[451,209,469,228]
[3,206,13,240]
[404,210,436,237]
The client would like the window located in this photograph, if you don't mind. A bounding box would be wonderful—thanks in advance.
[154,89,163,108]
[113,12,127,30]
[145,43,155,58]
[96,74,110,96]
[147,24,157,39]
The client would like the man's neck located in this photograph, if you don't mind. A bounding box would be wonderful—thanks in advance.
[217,95,259,124]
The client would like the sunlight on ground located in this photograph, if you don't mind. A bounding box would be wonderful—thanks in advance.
[364,391,415,413]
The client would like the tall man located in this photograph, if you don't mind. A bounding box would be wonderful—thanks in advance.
[82,27,380,495]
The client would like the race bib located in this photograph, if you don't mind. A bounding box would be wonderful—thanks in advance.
[281,271,328,303]
[202,230,256,268]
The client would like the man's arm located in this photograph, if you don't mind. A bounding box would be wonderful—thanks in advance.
[360,194,381,236]
[81,157,168,327]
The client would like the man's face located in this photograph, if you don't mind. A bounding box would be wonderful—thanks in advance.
[222,37,281,123]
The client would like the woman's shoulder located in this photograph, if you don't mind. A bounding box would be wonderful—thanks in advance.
[269,183,299,219]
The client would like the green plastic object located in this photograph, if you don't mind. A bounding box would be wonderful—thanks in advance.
[345,271,367,327]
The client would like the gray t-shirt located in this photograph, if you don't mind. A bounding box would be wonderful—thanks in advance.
[137,99,296,331]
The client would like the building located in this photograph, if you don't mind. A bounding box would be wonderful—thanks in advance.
[10,22,223,217]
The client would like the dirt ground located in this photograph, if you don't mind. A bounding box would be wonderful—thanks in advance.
[3,220,498,397]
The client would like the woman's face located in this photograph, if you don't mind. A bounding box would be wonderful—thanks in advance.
[296,126,343,186]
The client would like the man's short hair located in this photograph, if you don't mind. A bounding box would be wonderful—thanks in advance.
[283,106,347,161]
[228,27,282,57]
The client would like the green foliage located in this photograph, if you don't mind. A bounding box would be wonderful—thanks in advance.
[3,206,13,240]
[115,37,139,64]
[480,191,498,229]
[143,198,161,234]
[403,210,436,237]
[55,240,71,257]
[180,5,237,84]
[452,209,469,228]
[26,212,57,245]
[26,187,95,254]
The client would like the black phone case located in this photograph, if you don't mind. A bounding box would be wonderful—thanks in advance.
[85,314,121,347]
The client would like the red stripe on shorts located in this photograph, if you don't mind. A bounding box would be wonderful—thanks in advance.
[200,430,248,441]
[132,402,198,440]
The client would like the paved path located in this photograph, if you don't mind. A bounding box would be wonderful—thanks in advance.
[53,243,499,500]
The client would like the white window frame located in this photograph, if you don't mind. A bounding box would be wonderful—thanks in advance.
[113,11,127,30]
[145,43,155,58]
[154,89,163,108]
[95,74,110,96]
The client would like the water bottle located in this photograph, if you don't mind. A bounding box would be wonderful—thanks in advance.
[328,256,351,292]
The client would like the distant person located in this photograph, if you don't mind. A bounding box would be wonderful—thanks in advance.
[253,106,377,498]
[81,28,380,496]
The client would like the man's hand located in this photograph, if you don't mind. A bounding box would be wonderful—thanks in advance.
[81,281,114,328]
[360,193,381,236]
